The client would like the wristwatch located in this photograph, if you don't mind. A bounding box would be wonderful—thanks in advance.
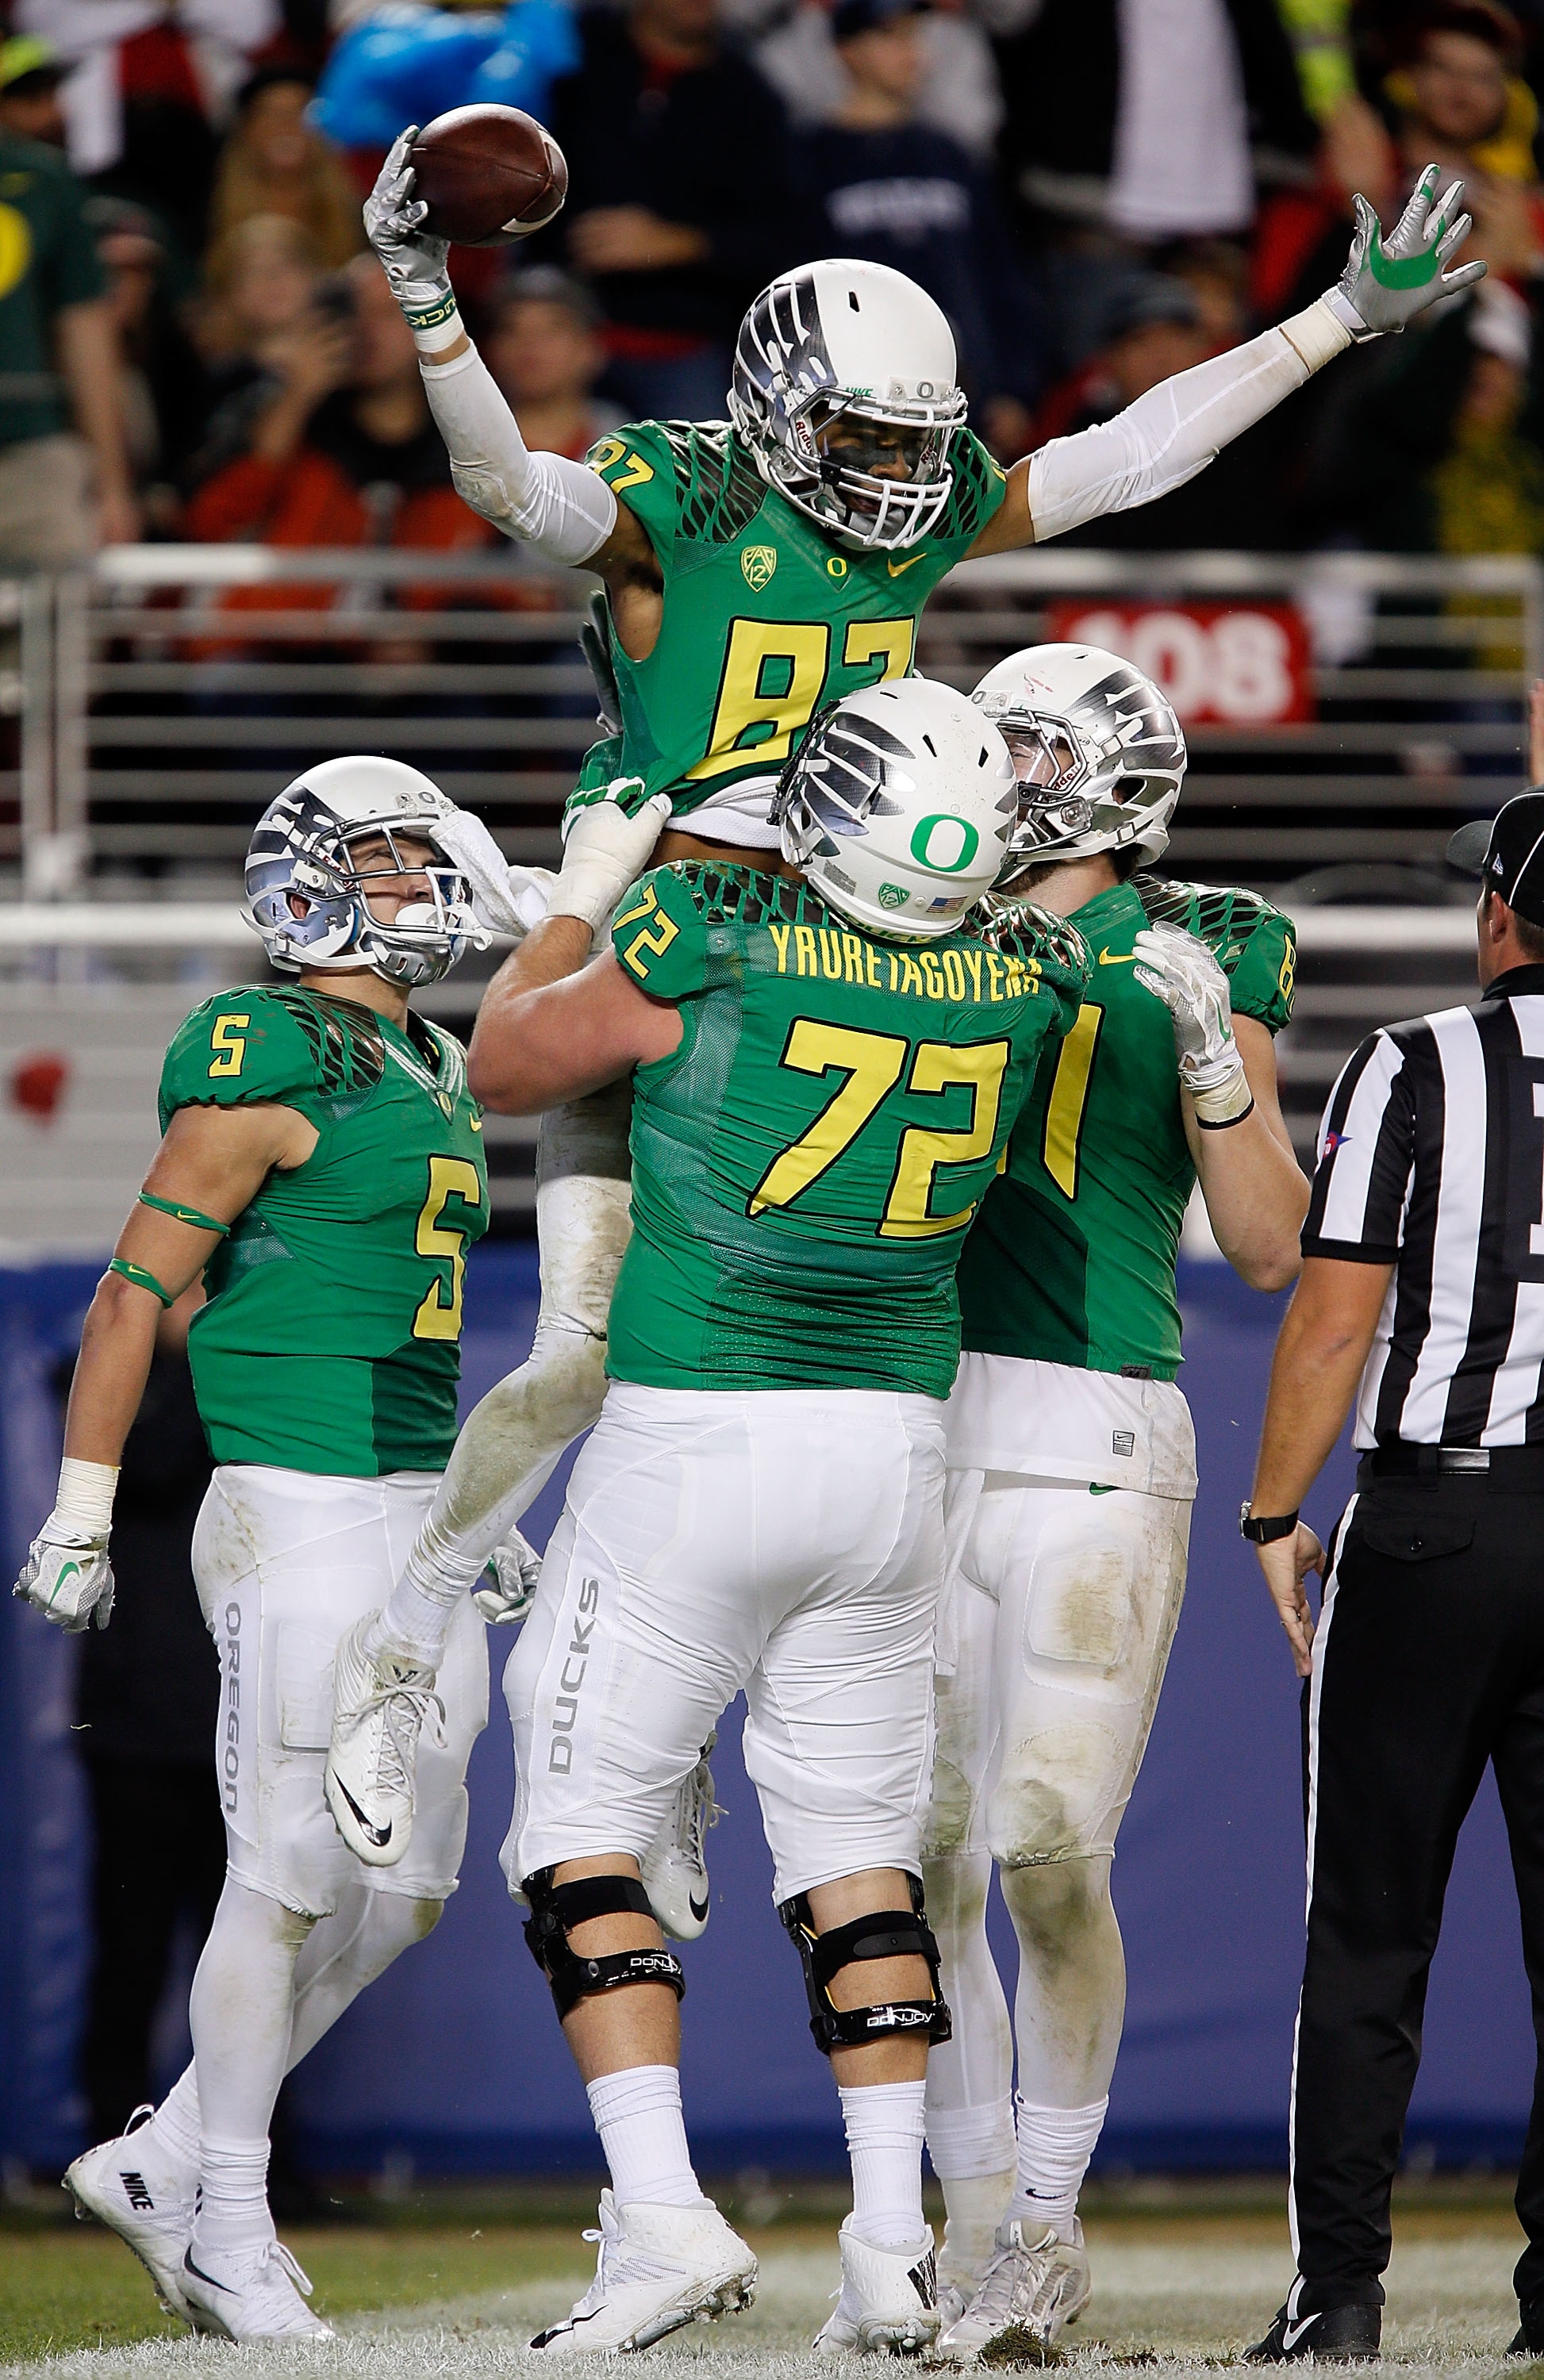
[1240,1503,1300,1544]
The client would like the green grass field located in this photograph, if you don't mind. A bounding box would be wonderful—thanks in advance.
[0,2186,1535,2378]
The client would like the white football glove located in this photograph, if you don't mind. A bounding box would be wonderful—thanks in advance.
[1133,920,1254,1126]
[1328,163,1485,341]
[473,1526,542,1625]
[13,1519,114,1633]
[547,782,674,931]
[364,128,453,322]
[435,806,555,940]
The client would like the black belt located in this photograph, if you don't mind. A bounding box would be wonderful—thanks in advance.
[1360,1444,1544,1486]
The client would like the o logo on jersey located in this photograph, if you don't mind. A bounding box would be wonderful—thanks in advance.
[0,205,33,302]
[826,555,849,579]
[741,544,778,590]
[910,814,981,873]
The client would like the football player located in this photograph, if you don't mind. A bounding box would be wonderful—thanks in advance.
[10,760,638,2342]
[328,145,1478,1871]
[919,647,1308,2360]
[439,678,1089,2355]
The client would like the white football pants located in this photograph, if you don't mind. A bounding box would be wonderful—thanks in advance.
[921,1396,1192,2144]
[403,1084,633,1599]
[504,1382,946,1903]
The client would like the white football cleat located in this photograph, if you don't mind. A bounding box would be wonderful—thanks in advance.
[324,1612,443,1867]
[640,1732,721,1941]
[814,2218,939,2355]
[181,2236,335,2340]
[64,2104,196,2321]
[933,2217,1091,2363]
[528,2190,756,2354]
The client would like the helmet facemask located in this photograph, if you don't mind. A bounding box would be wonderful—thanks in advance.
[246,789,486,987]
[780,389,964,551]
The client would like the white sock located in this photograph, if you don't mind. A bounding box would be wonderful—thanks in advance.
[840,2080,928,2251]
[147,2065,201,2185]
[363,1557,455,1670]
[586,2065,707,2209]
[194,2133,272,2257]
[926,2096,1017,2180]
[1009,2095,1108,2238]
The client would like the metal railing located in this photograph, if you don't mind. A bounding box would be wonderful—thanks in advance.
[0,543,1530,1219]
[3,544,1540,889]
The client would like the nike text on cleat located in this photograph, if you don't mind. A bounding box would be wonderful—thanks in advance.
[324,1612,444,1868]
[934,2217,1089,2364]
[527,2190,756,2354]
[180,2236,334,2340]
[64,2106,198,2323]
[814,2217,940,2355]
[1246,2300,1381,2362]
[639,1733,722,1943]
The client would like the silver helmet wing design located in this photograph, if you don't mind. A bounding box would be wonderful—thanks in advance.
[729,259,967,552]
[244,754,487,988]
[972,643,1186,873]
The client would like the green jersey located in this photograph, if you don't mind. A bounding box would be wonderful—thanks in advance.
[0,133,105,449]
[575,419,1007,818]
[956,876,1296,1380]
[605,862,1089,1398]
[158,985,488,1476]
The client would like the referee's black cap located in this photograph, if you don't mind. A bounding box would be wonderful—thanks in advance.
[1448,789,1544,927]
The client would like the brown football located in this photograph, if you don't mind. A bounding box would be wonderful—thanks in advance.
[409,106,567,248]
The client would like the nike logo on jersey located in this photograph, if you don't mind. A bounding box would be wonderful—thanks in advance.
[886,551,928,576]
[332,1775,392,1848]
[1097,950,1135,965]
[1282,2316,1320,2351]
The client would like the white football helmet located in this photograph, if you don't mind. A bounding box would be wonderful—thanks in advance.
[972,644,1185,874]
[244,754,489,987]
[771,678,1016,940]
[729,259,967,551]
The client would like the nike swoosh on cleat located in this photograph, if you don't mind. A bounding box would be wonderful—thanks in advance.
[689,1894,709,1921]
[332,1775,391,1848]
[183,2251,236,2295]
[1281,2316,1319,2351]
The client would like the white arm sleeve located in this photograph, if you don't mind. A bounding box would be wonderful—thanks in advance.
[1026,296,1352,546]
[419,342,618,567]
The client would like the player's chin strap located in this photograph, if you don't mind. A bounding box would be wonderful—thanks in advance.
[522,1868,686,2021]
[778,1874,953,2056]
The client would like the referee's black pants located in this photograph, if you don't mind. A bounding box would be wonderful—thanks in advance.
[1291,1469,1544,2311]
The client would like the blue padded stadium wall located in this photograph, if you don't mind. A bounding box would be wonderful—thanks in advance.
[0,1248,1532,2178]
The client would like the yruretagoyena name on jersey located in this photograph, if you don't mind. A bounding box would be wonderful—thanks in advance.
[762,920,1047,1004]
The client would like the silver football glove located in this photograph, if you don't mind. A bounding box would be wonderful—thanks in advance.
[364,128,452,321]
[13,1518,115,1633]
[1133,920,1253,1126]
[435,806,555,941]
[1329,163,1486,340]
[548,783,674,931]
[473,1526,542,1625]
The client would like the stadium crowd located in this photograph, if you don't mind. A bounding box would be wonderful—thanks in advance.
[2,0,1544,576]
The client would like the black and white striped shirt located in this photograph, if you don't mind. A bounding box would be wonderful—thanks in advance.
[1303,967,1544,1448]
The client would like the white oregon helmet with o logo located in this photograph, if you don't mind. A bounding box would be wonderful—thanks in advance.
[771,678,1017,939]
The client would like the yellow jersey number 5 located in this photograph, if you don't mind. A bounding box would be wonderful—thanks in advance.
[413,1156,482,1341]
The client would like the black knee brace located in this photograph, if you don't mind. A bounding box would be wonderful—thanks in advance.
[778,1875,952,2056]
[522,1868,686,2022]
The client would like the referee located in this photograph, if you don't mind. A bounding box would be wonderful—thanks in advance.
[1242,788,1544,2364]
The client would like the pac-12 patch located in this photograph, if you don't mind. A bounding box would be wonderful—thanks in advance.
[740,544,778,590]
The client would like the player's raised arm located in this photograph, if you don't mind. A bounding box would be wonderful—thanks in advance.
[365,130,652,578]
[969,166,1487,557]
[12,1103,309,1634]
